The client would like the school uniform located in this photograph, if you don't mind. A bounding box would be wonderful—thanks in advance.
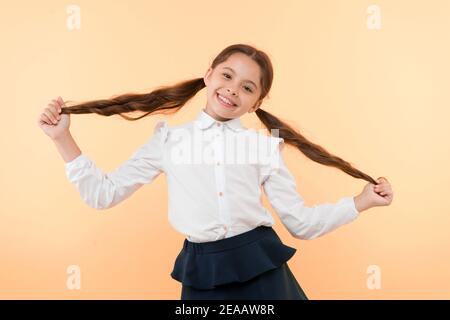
[64,108,360,300]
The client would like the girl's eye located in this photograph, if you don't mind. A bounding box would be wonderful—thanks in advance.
[222,73,253,93]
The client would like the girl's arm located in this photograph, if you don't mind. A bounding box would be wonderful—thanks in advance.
[63,121,169,210]
[38,96,169,210]
[261,137,361,240]
[52,131,82,163]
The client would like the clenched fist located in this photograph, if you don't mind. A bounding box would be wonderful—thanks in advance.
[354,177,394,213]
[37,96,70,140]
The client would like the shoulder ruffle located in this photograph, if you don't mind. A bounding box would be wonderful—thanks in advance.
[153,119,170,144]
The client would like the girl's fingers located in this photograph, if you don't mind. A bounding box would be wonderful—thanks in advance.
[380,189,394,197]
[41,113,54,125]
[51,99,62,113]
[375,184,390,190]
[51,99,62,112]
[57,99,63,112]
[376,188,392,195]
[376,177,390,186]
[57,96,65,108]
[38,113,48,125]
[39,98,64,127]
[375,183,391,191]
[44,109,58,124]
[47,104,61,120]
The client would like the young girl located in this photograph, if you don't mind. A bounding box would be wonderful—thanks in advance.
[37,44,394,300]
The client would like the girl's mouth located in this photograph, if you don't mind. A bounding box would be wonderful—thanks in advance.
[216,92,237,109]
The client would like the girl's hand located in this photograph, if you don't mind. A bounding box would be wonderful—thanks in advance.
[354,177,394,212]
[37,96,71,140]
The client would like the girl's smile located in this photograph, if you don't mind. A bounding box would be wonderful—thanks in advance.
[216,92,238,109]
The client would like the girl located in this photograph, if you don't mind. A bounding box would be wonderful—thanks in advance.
[37,44,394,300]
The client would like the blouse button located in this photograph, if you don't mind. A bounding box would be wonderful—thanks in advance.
[218,191,223,196]
[216,161,220,166]
[216,122,221,127]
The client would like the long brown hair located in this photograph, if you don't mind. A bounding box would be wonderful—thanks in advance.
[61,44,377,185]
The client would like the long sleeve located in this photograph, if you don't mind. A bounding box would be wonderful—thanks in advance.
[261,137,360,240]
[64,120,169,210]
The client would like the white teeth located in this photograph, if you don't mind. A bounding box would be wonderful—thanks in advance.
[218,93,236,106]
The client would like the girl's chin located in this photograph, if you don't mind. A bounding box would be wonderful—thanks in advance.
[210,107,235,120]
[213,104,234,114]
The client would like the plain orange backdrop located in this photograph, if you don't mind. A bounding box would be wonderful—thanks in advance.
[1,0,449,299]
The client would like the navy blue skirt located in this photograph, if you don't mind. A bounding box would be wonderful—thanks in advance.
[170,225,309,300]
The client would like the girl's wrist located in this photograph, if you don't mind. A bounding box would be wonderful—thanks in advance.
[51,130,82,163]
[354,194,371,213]
[51,130,71,142]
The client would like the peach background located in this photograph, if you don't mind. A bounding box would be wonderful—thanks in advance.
[1,0,449,299]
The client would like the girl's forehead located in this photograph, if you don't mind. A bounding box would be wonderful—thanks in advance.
[221,54,260,71]
[216,57,261,84]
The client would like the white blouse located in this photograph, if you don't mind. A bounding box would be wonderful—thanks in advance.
[64,108,360,243]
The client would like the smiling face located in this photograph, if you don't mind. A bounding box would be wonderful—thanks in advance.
[203,52,263,121]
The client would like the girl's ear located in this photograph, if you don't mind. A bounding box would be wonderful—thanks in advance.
[249,100,262,113]
[203,67,213,86]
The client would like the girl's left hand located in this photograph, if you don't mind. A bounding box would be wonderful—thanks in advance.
[355,177,394,212]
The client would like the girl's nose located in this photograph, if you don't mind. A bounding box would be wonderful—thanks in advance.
[226,88,238,96]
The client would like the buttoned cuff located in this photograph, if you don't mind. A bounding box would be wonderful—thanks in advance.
[342,196,360,220]
[64,154,92,181]
[65,153,90,168]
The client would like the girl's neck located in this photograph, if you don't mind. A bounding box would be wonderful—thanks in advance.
[203,107,233,122]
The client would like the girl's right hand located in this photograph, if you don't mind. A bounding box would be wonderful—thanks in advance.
[37,96,71,140]
[354,177,394,213]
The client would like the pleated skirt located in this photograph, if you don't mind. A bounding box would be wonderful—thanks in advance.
[170,225,309,300]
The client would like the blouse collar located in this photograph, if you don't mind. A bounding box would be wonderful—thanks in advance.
[194,108,245,132]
